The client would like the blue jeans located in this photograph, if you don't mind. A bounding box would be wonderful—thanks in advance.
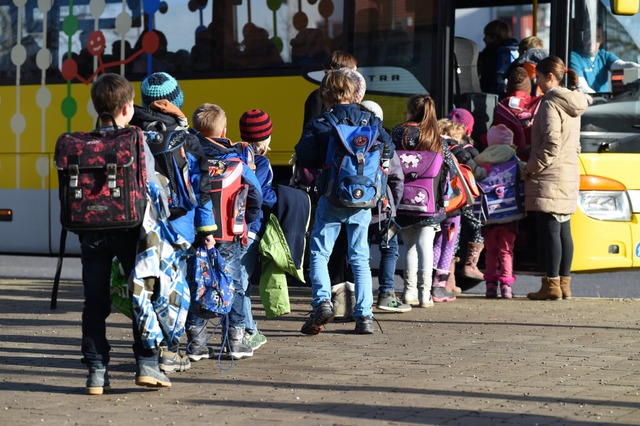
[79,229,157,368]
[309,197,373,318]
[186,240,245,347]
[378,230,399,295]
[239,236,259,333]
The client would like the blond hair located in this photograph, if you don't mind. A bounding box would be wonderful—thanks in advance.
[192,103,227,138]
[320,69,356,106]
[250,137,271,155]
[438,118,466,143]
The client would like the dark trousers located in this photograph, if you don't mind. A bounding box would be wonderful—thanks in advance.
[536,212,573,277]
[80,229,156,368]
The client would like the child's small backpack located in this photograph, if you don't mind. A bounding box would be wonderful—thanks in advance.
[320,111,387,209]
[446,159,480,214]
[208,158,250,243]
[189,244,235,318]
[473,156,525,224]
[54,113,147,232]
[144,130,198,219]
[396,149,447,217]
[187,243,235,369]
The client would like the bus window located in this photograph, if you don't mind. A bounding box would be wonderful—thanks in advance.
[569,0,640,95]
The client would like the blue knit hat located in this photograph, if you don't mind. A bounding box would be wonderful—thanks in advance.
[141,72,184,108]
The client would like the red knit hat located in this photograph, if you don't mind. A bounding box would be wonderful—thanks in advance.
[239,109,272,143]
[447,108,474,135]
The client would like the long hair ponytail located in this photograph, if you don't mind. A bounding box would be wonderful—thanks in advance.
[405,94,441,153]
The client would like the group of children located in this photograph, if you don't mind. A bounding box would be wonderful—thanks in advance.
[77,61,532,395]
[77,71,279,395]
[293,63,530,339]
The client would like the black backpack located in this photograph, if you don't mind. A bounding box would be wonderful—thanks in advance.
[144,130,198,219]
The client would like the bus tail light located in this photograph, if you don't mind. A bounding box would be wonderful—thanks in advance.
[578,175,631,221]
[0,209,12,222]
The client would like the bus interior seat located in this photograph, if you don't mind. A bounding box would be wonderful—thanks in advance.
[454,36,481,94]
[453,36,497,143]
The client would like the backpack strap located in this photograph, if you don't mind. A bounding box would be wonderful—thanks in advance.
[51,228,67,310]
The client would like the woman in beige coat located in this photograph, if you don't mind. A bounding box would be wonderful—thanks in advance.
[522,56,589,301]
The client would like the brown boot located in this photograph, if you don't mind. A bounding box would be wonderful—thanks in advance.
[462,242,484,280]
[560,276,572,299]
[445,257,462,295]
[528,277,562,300]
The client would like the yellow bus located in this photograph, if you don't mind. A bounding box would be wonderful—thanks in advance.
[0,0,639,274]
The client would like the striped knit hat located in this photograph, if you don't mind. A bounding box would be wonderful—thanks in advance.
[239,109,272,143]
[141,72,184,108]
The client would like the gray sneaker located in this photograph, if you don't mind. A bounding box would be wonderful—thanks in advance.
[331,282,355,320]
[86,367,110,395]
[224,340,254,359]
[376,292,412,313]
[135,363,171,388]
[187,345,215,362]
[243,330,267,350]
[159,346,191,373]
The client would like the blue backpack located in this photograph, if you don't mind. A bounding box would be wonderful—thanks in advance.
[320,111,387,209]
[188,244,235,318]
[473,156,525,224]
[187,243,236,369]
[145,130,198,219]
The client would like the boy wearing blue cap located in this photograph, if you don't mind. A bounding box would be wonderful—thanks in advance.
[130,72,217,371]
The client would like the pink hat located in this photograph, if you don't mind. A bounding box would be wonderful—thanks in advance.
[447,108,474,135]
[487,124,514,146]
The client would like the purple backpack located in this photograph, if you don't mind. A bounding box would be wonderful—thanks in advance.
[473,156,525,224]
[396,149,447,217]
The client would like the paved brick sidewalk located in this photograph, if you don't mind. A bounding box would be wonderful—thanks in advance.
[0,278,639,425]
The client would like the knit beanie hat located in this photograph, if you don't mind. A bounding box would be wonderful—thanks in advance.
[141,72,184,108]
[339,67,367,103]
[506,66,532,95]
[447,108,474,135]
[239,109,273,143]
[360,100,383,121]
[487,124,514,146]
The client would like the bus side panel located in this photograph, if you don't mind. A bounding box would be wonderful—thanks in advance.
[571,209,634,271]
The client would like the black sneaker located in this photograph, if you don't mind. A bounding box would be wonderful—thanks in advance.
[354,316,374,334]
[300,300,335,335]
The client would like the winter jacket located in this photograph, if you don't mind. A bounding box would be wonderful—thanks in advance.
[131,180,191,350]
[295,103,393,170]
[447,139,488,181]
[524,87,588,214]
[191,129,263,225]
[130,105,216,241]
[259,185,311,318]
[251,154,278,239]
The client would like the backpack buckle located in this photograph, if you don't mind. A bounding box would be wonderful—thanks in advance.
[356,152,365,164]
[107,163,117,189]
[69,164,79,188]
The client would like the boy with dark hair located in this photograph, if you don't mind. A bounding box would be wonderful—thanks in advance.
[189,103,263,359]
[82,73,170,395]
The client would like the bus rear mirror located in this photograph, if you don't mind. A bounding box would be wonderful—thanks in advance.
[610,0,639,15]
